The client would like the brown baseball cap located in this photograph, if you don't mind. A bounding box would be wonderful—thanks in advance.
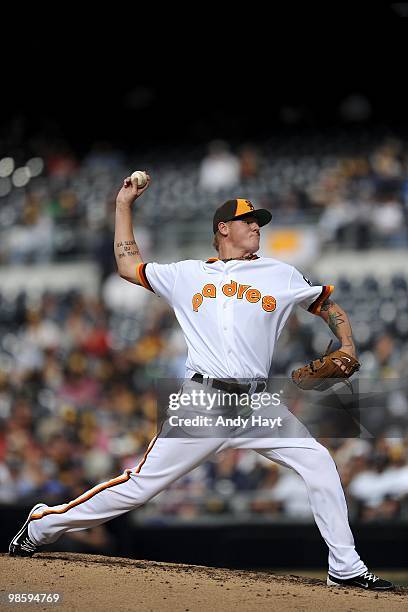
[212,199,272,234]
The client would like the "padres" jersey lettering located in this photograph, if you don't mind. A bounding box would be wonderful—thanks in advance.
[192,280,276,313]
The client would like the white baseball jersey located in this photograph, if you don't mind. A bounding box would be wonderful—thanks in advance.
[137,257,333,380]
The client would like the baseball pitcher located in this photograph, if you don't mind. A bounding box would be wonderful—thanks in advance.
[9,174,394,591]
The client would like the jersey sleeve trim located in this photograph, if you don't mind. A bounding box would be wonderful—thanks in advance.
[308,284,334,314]
[137,263,154,292]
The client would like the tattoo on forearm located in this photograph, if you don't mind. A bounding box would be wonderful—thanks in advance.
[115,240,140,260]
[328,311,345,335]
[320,298,334,312]
[116,241,136,247]
[324,303,356,351]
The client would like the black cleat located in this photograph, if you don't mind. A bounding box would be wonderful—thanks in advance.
[9,503,46,557]
[327,570,395,591]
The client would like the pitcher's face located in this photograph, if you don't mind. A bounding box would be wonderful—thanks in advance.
[227,217,260,252]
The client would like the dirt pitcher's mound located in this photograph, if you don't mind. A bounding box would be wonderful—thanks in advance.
[1,553,407,611]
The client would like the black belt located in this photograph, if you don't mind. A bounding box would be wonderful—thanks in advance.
[192,373,266,395]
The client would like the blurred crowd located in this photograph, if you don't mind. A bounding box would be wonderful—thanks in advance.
[0,275,407,524]
[1,129,408,526]
[1,129,408,266]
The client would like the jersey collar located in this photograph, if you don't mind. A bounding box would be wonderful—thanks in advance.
[206,255,259,264]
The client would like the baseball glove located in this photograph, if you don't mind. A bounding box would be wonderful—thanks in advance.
[291,341,360,391]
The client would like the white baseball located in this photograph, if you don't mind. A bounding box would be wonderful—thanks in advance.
[131,170,148,188]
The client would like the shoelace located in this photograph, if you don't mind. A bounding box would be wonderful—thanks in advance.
[361,571,379,583]
[20,536,37,552]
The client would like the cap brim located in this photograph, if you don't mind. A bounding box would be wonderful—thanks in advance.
[234,209,272,227]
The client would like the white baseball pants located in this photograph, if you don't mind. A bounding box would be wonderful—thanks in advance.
[28,437,366,579]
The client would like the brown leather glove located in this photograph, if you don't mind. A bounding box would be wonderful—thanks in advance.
[291,345,360,391]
